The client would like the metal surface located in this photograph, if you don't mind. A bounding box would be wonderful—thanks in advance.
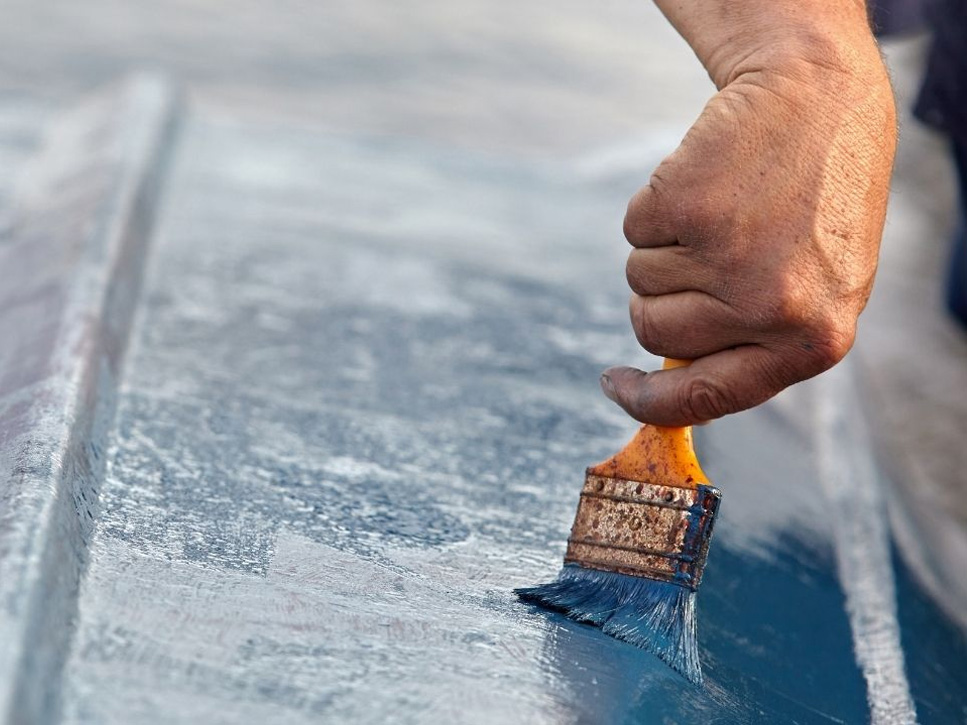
[2,0,966,648]
[0,76,177,725]
[0,32,965,722]
[565,475,719,588]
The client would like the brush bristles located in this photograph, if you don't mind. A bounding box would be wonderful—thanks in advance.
[515,564,702,685]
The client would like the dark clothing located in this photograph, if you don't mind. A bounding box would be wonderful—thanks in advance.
[874,0,967,325]
[919,0,967,325]
[915,0,967,146]
[946,142,967,324]
[871,0,967,144]
[870,0,928,34]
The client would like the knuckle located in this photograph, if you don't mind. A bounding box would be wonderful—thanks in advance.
[625,256,641,292]
[623,189,650,243]
[679,375,737,422]
[625,252,650,295]
[622,205,639,244]
[629,298,665,353]
[770,281,855,369]
[763,278,839,333]
[624,175,669,245]
[803,319,855,369]
[767,299,855,373]
[647,170,671,202]
[755,276,810,329]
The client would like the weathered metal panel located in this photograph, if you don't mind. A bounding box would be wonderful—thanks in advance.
[52,111,966,724]
[0,76,178,724]
[0,80,964,724]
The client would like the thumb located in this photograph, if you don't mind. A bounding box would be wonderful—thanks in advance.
[600,347,786,426]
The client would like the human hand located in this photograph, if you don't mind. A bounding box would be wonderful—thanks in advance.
[602,20,897,425]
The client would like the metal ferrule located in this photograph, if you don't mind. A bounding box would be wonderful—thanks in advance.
[564,472,721,590]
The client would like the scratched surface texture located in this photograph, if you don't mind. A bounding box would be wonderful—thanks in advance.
[0,1,966,723]
[53,118,966,724]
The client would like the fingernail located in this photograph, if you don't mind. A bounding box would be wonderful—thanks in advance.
[600,373,618,402]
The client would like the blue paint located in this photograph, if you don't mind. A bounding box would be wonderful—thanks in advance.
[676,484,721,588]
[523,536,870,722]
[518,565,704,684]
[894,545,967,722]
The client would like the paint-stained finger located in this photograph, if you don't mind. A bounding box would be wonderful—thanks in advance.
[626,247,716,297]
[629,292,748,360]
[600,347,790,426]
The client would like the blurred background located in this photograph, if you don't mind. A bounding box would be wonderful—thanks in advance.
[0,0,712,152]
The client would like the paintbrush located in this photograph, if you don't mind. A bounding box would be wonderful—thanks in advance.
[516,358,721,684]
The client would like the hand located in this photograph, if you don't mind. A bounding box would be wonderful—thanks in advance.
[602,30,897,426]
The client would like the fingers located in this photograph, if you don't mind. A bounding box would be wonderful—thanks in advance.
[623,183,677,249]
[626,247,717,297]
[600,347,791,426]
[629,292,747,359]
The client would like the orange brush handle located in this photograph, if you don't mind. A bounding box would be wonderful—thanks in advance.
[588,358,709,489]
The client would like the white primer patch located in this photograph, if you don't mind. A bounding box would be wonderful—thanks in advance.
[814,364,917,725]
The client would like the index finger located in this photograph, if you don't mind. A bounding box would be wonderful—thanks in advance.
[623,182,679,249]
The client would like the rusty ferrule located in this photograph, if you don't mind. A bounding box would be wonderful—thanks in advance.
[564,471,721,590]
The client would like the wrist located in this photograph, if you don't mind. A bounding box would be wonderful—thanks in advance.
[654,1,882,91]
[708,21,897,159]
[720,27,891,102]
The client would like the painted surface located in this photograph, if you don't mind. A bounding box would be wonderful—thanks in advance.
[2,0,966,666]
[47,117,965,723]
[0,78,176,724]
[0,4,965,719]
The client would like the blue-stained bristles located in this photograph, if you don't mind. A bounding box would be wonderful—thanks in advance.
[515,564,702,685]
